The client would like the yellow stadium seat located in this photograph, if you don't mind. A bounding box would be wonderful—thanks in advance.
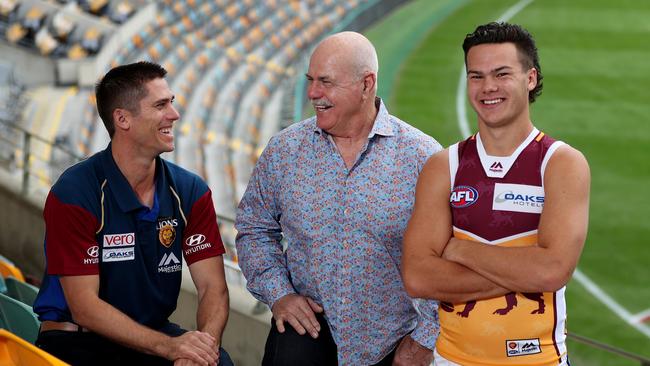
[0,329,69,365]
[0,257,25,282]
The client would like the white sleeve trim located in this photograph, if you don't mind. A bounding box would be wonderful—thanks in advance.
[541,141,565,188]
[449,143,459,189]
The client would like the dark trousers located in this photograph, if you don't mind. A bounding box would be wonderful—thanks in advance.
[262,314,395,366]
[36,322,234,366]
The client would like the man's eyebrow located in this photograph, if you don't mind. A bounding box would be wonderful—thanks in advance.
[305,74,331,81]
[467,65,513,74]
[153,95,174,104]
[493,66,513,73]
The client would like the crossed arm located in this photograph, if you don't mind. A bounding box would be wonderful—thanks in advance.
[60,256,229,365]
[402,146,590,302]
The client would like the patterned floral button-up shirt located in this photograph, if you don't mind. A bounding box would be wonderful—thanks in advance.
[236,99,442,365]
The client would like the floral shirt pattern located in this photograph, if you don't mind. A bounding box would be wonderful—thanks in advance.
[236,99,442,365]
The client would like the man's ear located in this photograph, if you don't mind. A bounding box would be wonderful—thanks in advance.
[527,68,538,91]
[113,108,130,131]
[361,73,376,99]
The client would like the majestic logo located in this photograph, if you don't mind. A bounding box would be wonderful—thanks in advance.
[158,252,182,273]
[493,183,544,214]
[158,225,176,248]
[103,233,135,247]
[102,248,135,262]
[184,233,212,256]
[490,161,504,172]
[506,339,541,357]
[450,186,479,208]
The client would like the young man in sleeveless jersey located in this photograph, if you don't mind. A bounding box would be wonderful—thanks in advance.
[402,22,590,366]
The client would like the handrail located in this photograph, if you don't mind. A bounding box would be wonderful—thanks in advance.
[568,332,650,365]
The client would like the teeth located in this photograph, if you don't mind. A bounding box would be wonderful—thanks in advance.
[483,98,503,105]
[160,128,171,134]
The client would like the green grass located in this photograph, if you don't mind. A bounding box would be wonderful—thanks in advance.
[367,0,650,363]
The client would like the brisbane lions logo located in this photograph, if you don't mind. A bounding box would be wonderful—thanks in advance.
[158,225,176,248]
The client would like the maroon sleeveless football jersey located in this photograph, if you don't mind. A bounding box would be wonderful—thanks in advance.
[437,128,570,366]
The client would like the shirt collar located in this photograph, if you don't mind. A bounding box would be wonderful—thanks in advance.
[100,143,164,213]
[311,97,396,138]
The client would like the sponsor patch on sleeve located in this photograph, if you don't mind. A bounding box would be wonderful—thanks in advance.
[184,233,213,256]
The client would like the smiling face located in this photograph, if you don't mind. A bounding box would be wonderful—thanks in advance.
[128,78,179,157]
[306,47,366,134]
[466,42,537,129]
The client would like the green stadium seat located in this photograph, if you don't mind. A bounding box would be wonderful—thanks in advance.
[0,293,40,344]
[0,329,69,365]
[0,276,6,294]
[5,278,39,307]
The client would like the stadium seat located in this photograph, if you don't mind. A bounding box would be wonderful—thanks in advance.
[0,276,6,294]
[0,329,68,365]
[35,29,60,56]
[5,277,39,307]
[0,256,25,282]
[0,0,19,21]
[51,11,75,42]
[109,1,135,24]
[0,293,40,344]
[80,27,102,54]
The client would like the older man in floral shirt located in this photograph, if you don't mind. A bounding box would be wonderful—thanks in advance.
[236,31,441,366]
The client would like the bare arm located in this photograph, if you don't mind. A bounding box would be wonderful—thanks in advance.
[60,275,218,365]
[189,256,229,347]
[443,145,590,292]
[402,150,510,303]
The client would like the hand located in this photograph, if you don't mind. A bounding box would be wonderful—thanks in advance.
[166,330,219,365]
[174,356,220,366]
[392,335,433,366]
[271,293,323,338]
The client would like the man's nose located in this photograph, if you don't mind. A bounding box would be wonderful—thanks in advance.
[307,81,322,100]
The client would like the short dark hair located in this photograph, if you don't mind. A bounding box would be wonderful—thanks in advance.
[463,22,543,103]
[95,61,167,137]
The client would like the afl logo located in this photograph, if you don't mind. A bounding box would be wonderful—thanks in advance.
[450,186,479,208]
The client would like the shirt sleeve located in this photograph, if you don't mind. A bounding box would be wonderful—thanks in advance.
[410,299,440,350]
[44,191,100,275]
[235,140,296,308]
[182,189,225,265]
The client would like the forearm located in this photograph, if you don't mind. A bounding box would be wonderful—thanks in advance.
[404,255,510,303]
[73,297,171,357]
[445,240,567,292]
[196,287,229,345]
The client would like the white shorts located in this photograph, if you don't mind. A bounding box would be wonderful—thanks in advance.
[433,349,571,366]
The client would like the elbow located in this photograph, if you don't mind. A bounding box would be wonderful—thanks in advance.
[536,266,572,292]
[401,267,428,299]
[67,300,95,328]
